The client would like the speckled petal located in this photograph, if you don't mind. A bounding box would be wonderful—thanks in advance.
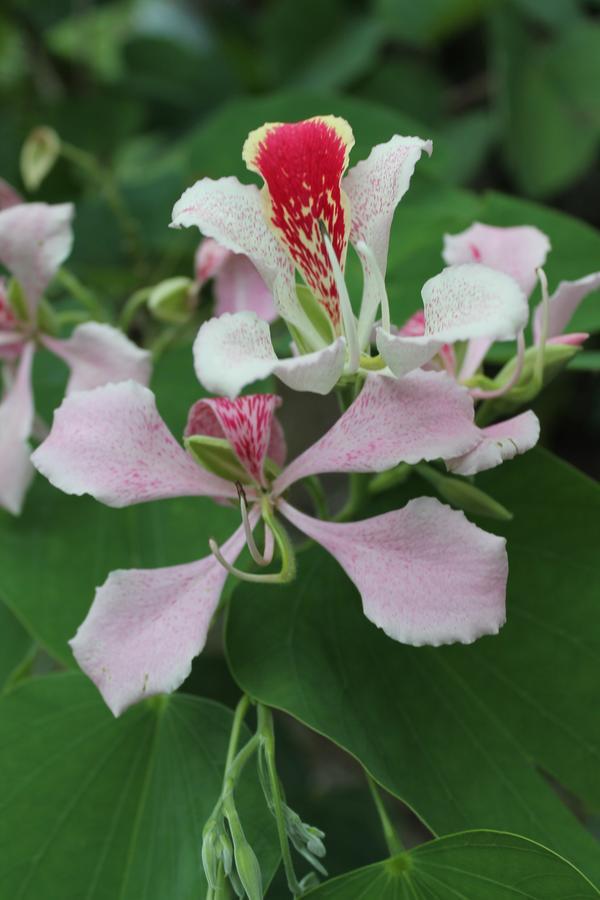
[446,410,540,476]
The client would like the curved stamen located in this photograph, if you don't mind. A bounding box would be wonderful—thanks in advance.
[355,240,391,345]
[534,267,549,384]
[236,483,271,567]
[470,330,526,400]
[319,222,360,373]
[208,538,284,583]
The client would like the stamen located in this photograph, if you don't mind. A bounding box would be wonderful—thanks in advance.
[355,240,391,345]
[534,267,549,384]
[319,221,360,373]
[470,330,526,400]
[236,483,271,567]
[208,538,280,583]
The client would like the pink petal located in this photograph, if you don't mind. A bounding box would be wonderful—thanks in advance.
[42,322,152,395]
[193,312,346,398]
[546,332,588,347]
[345,135,432,274]
[171,176,304,330]
[443,222,550,296]
[194,237,231,284]
[0,178,23,211]
[0,342,35,514]
[215,252,278,323]
[70,522,248,716]
[280,497,507,646]
[243,116,355,328]
[0,202,74,314]
[275,371,479,493]
[533,272,600,343]
[31,381,236,507]
[458,337,493,380]
[185,394,284,485]
[446,410,540,476]
[378,264,528,378]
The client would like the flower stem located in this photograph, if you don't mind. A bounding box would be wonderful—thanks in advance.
[257,705,303,896]
[365,772,404,857]
[55,267,106,321]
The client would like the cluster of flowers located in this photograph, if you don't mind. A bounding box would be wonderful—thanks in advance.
[2,116,598,717]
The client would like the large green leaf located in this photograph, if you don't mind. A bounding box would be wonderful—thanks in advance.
[0,478,239,667]
[0,673,278,899]
[304,831,599,899]
[226,450,600,883]
[0,599,32,690]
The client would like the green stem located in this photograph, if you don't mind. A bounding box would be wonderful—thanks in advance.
[334,472,368,522]
[119,287,152,332]
[55,267,106,321]
[257,705,302,896]
[60,141,144,268]
[225,695,250,772]
[303,475,328,519]
[365,772,404,857]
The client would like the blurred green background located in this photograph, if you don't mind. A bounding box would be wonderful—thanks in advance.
[2,0,599,475]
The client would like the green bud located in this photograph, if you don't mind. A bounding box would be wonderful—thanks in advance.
[20,127,61,192]
[201,820,221,890]
[225,802,263,900]
[147,276,195,324]
[185,435,251,485]
[416,464,512,522]
[218,830,234,877]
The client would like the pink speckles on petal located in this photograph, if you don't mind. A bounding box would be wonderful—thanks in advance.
[280,497,507,647]
[70,522,248,716]
[32,380,235,507]
[185,394,284,484]
[275,371,479,493]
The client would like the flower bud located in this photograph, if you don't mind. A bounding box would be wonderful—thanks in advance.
[20,127,61,192]
[417,464,512,522]
[201,819,220,890]
[147,277,195,324]
[225,801,263,900]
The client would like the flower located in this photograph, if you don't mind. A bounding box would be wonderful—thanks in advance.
[443,221,600,372]
[171,117,531,399]
[196,237,277,323]
[0,200,152,514]
[32,370,508,716]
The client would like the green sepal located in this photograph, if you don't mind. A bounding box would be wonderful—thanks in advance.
[147,277,195,324]
[416,463,513,522]
[185,435,251,485]
[287,285,336,354]
[476,342,581,424]
[7,279,28,322]
[37,298,59,336]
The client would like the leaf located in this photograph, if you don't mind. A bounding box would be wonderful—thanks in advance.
[225,449,600,883]
[0,599,33,690]
[375,0,489,46]
[496,16,600,197]
[0,673,279,899]
[303,831,599,898]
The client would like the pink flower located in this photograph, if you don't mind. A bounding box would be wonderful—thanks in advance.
[0,200,152,514]
[443,222,600,375]
[32,371,508,716]
[195,237,277,323]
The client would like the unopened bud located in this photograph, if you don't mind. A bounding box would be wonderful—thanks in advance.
[20,127,61,192]
[225,801,263,900]
[201,820,220,889]
[417,464,512,522]
[147,276,195,324]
